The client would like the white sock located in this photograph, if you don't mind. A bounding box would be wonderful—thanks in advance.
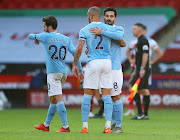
[44,123,49,127]
[105,121,111,129]
[83,122,88,129]
[63,125,69,129]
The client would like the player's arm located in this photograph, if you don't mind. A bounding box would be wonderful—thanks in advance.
[89,27,124,40]
[72,28,86,77]
[150,47,163,65]
[116,39,126,47]
[28,33,45,43]
[68,40,83,74]
[72,40,85,77]
[140,43,149,78]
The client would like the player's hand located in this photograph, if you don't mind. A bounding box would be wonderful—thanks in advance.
[85,47,88,55]
[72,65,79,78]
[140,69,145,78]
[34,40,40,45]
[89,27,102,35]
[79,72,84,82]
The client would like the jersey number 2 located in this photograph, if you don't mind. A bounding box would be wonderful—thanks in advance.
[49,45,66,60]
[94,35,103,50]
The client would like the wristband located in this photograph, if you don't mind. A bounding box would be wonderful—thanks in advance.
[140,66,144,70]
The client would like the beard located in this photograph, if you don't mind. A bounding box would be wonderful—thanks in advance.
[105,20,114,25]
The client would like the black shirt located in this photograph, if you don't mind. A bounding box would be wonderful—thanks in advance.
[135,35,149,70]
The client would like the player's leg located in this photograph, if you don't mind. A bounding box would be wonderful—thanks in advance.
[93,89,104,118]
[88,97,94,118]
[141,89,150,120]
[81,89,93,132]
[111,69,123,133]
[48,73,70,132]
[140,69,151,120]
[100,59,113,133]
[34,73,57,132]
[101,88,112,133]
[130,73,144,120]
[81,60,100,133]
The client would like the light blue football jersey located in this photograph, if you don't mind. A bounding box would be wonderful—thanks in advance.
[79,22,124,64]
[28,32,83,74]
[111,25,124,70]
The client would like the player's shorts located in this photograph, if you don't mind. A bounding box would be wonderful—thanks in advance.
[47,73,67,96]
[130,68,150,90]
[111,69,123,96]
[83,59,112,89]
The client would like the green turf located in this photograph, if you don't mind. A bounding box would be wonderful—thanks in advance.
[0,109,180,140]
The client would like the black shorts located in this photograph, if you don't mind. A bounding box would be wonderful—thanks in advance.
[130,68,151,90]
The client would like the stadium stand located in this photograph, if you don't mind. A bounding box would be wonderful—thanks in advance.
[0,0,179,13]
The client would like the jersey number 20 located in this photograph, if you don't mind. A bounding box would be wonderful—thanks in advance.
[49,45,66,60]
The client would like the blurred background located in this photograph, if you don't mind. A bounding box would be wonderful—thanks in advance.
[0,0,179,110]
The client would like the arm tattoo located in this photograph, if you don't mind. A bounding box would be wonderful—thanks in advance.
[74,40,84,65]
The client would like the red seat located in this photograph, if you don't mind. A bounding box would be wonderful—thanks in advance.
[127,1,141,7]
[33,2,47,9]
[141,1,155,7]
[0,3,7,9]
[99,2,112,8]
[155,1,169,6]
[88,1,100,7]
[7,3,20,9]
[59,2,73,8]
[73,2,86,8]
[168,0,180,14]
[20,2,33,9]
[111,1,127,7]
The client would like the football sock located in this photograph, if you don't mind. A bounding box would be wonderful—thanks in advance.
[81,94,93,127]
[57,101,68,126]
[63,125,69,129]
[134,93,142,114]
[102,95,113,123]
[105,121,111,129]
[44,103,57,126]
[112,102,116,124]
[114,99,123,127]
[97,99,104,115]
[143,95,150,116]
[83,122,88,129]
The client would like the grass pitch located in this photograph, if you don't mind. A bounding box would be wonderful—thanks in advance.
[0,109,180,140]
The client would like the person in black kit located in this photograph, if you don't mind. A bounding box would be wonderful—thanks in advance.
[130,23,151,120]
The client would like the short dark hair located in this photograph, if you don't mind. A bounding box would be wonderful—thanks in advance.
[104,7,117,17]
[134,23,147,30]
[42,15,58,30]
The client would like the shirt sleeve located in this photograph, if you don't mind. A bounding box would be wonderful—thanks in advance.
[101,26,124,40]
[68,39,83,73]
[79,29,86,41]
[28,33,46,43]
[129,40,136,49]
[142,39,149,54]
[150,39,159,50]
